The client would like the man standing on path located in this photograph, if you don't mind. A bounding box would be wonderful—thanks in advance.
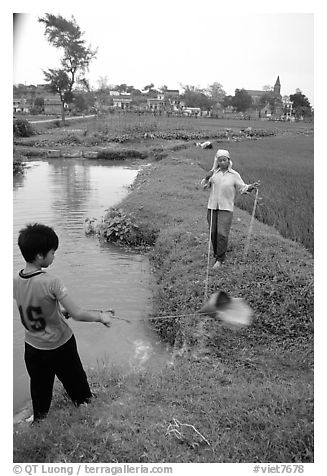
[201,149,260,269]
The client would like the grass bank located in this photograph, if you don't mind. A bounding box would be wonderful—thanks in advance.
[14,156,313,463]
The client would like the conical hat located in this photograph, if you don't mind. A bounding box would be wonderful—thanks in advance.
[199,291,253,328]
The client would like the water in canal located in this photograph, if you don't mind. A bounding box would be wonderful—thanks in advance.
[13,158,169,415]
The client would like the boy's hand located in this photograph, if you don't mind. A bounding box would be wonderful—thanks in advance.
[99,310,114,327]
[59,305,71,319]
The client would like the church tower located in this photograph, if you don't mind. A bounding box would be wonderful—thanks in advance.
[274,76,281,97]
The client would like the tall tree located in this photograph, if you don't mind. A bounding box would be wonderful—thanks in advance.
[222,95,233,109]
[38,14,97,123]
[181,85,212,110]
[205,82,226,105]
[126,85,139,94]
[116,84,128,93]
[97,76,110,91]
[143,83,155,92]
[231,89,253,112]
[289,90,312,118]
[95,76,111,111]
[143,83,158,97]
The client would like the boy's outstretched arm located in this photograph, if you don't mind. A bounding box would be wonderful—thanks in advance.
[59,295,113,327]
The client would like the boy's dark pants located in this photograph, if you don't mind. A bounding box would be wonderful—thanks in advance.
[24,335,92,421]
[207,208,233,262]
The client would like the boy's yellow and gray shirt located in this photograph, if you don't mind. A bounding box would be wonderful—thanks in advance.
[13,270,73,350]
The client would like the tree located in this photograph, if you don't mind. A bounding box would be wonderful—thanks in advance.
[231,89,253,112]
[13,84,26,96]
[143,83,155,92]
[180,85,213,110]
[73,93,87,113]
[38,14,97,123]
[205,82,226,105]
[43,68,71,106]
[222,95,233,109]
[126,85,140,94]
[97,76,110,91]
[130,86,142,95]
[143,83,158,97]
[78,77,91,92]
[116,84,128,93]
[71,91,95,113]
[34,96,45,113]
[289,90,312,118]
[258,91,280,113]
[95,76,111,111]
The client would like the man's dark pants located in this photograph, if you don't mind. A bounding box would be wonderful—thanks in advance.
[207,208,233,262]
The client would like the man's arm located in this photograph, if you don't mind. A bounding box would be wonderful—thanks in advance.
[246,181,261,192]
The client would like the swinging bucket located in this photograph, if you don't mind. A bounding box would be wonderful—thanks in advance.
[199,291,253,328]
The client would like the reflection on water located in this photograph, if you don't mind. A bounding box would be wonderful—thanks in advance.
[13,158,168,415]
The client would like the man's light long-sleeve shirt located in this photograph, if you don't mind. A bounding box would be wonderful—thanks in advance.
[202,169,249,211]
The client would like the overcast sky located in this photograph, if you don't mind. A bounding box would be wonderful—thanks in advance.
[11,3,315,105]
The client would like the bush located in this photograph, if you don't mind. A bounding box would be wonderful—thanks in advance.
[97,149,147,160]
[98,208,158,247]
[13,118,36,138]
[58,133,83,145]
[29,107,42,115]
[13,151,26,175]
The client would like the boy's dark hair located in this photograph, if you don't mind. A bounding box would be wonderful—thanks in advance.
[18,223,59,263]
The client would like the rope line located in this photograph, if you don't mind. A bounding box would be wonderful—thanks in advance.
[243,188,259,258]
[204,206,213,300]
[95,310,201,323]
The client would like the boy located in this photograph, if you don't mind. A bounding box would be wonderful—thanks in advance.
[13,223,114,422]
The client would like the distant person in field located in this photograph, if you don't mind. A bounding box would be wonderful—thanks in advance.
[201,149,260,269]
[13,223,115,423]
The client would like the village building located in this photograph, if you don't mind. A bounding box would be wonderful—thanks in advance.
[282,96,294,120]
[164,89,183,111]
[182,107,202,117]
[146,89,185,113]
[112,93,132,110]
[13,97,31,114]
[245,76,284,119]
[43,96,63,115]
[147,93,166,112]
[13,83,63,115]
